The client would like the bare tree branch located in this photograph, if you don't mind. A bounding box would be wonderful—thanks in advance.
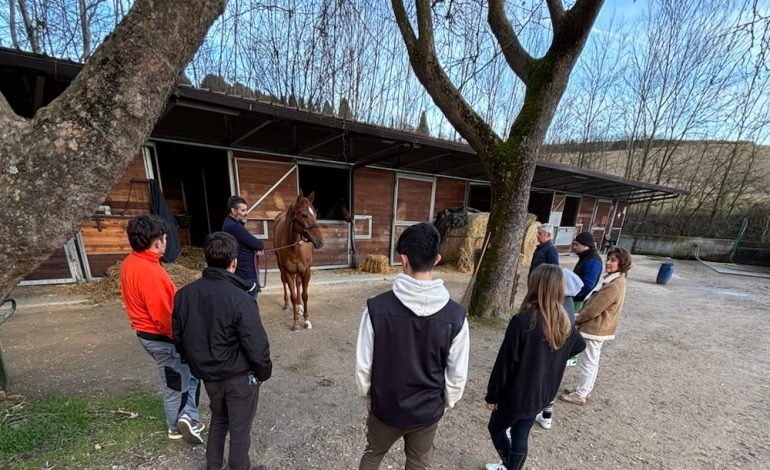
[487,0,533,83]
[545,0,565,30]
[391,0,499,156]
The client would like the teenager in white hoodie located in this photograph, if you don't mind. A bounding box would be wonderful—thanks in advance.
[355,222,470,470]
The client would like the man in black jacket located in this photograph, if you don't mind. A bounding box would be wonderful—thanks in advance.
[173,232,272,470]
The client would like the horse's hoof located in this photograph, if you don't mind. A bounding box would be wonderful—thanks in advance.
[291,324,300,332]
[304,320,312,329]
[282,304,289,311]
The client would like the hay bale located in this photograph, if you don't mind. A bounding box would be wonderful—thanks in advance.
[518,213,540,270]
[359,254,390,274]
[439,212,488,274]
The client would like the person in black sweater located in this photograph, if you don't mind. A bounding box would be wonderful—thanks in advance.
[173,232,272,470]
[484,264,586,470]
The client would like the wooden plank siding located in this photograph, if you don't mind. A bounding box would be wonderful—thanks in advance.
[575,196,596,234]
[433,178,467,219]
[24,248,73,280]
[75,154,149,276]
[353,168,394,258]
[395,177,434,222]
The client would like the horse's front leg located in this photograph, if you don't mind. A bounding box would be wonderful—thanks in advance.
[286,273,301,331]
[301,269,311,329]
[280,269,290,310]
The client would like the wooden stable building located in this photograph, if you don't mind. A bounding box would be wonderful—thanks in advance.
[0,48,681,284]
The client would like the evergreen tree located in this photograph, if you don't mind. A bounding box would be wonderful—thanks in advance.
[338,97,352,120]
[417,110,429,135]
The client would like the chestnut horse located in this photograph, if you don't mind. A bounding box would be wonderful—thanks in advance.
[274,192,324,331]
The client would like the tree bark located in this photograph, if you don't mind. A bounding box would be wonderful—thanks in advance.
[0,0,226,304]
[392,0,604,318]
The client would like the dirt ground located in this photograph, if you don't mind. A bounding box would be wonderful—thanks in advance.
[2,255,769,469]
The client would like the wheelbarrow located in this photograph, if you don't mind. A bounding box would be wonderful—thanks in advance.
[0,297,16,400]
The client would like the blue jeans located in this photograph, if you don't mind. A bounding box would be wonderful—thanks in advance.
[138,337,201,430]
[488,411,535,470]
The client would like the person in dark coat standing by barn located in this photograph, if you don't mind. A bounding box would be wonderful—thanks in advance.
[571,231,603,309]
[173,232,272,470]
[222,195,264,299]
[529,223,560,274]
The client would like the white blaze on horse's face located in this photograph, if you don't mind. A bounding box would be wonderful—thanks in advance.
[309,206,315,218]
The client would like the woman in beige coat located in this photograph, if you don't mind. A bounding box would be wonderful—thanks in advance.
[560,247,632,405]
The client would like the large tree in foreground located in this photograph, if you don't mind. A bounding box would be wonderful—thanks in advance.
[392,0,604,318]
[0,0,227,303]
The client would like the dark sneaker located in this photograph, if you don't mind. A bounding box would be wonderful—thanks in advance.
[176,414,204,444]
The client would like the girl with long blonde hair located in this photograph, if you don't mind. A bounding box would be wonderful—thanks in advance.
[484,264,586,470]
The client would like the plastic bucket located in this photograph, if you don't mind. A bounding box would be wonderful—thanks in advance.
[656,263,674,285]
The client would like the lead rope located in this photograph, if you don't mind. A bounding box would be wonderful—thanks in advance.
[254,240,303,289]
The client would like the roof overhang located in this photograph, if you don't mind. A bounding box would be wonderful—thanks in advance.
[0,47,684,203]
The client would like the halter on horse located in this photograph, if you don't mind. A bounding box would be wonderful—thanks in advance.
[274,192,324,331]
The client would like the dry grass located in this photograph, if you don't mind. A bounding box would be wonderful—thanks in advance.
[58,249,203,302]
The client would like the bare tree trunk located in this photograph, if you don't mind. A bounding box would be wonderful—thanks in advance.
[0,0,226,303]
[79,0,91,60]
[17,0,41,53]
[392,0,603,318]
[9,0,19,49]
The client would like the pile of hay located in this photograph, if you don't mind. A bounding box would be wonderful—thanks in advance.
[439,212,488,274]
[174,246,207,271]
[59,258,202,302]
[359,254,390,274]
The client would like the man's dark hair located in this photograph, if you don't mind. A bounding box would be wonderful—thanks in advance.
[396,222,441,272]
[126,214,167,252]
[204,231,239,269]
[228,195,247,211]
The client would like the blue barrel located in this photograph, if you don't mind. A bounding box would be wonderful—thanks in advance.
[656,263,674,285]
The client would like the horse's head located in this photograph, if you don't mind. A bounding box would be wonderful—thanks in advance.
[291,192,324,249]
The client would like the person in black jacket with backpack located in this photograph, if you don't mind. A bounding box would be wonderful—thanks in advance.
[173,231,272,470]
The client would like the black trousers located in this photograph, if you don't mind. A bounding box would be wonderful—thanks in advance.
[204,374,260,470]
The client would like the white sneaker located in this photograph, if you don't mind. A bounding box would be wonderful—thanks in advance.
[485,463,507,470]
[176,414,204,445]
[535,412,552,429]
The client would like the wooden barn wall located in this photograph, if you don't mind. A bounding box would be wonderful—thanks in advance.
[23,248,72,280]
[576,196,596,234]
[353,168,394,258]
[79,154,150,276]
[234,154,298,247]
[433,178,467,218]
